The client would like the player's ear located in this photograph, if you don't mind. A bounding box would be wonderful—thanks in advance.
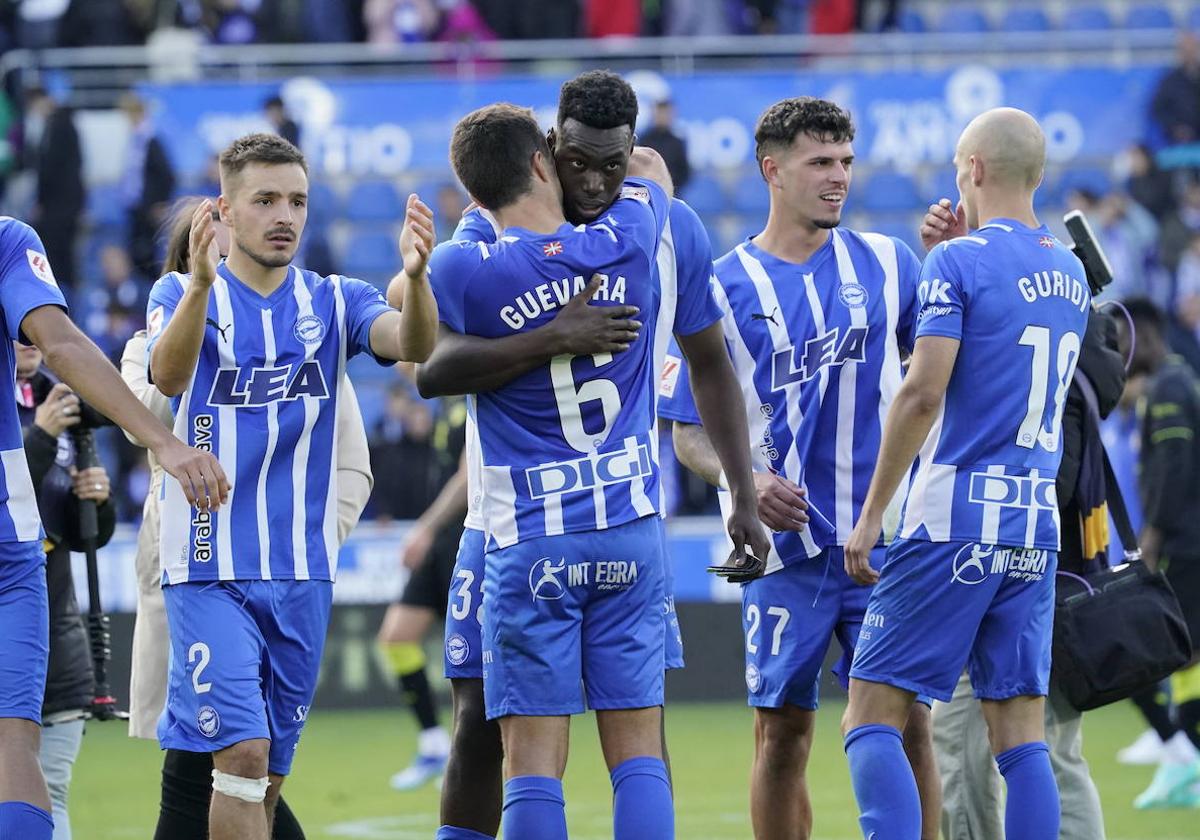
[970,154,985,187]
[532,149,552,184]
[216,194,232,225]
[760,156,779,189]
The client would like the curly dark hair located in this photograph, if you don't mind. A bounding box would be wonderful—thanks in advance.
[754,97,855,167]
[219,132,307,181]
[558,70,638,133]
[451,103,552,210]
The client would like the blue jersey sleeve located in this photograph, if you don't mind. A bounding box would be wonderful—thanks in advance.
[668,199,723,338]
[893,237,923,351]
[603,177,671,262]
[427,240,484,334]
[657,337,701,424]
[145,272,186,357]
[340,276,394,364]
[453,207,501,245]
[914,238,977,342]
[0,220,68,343]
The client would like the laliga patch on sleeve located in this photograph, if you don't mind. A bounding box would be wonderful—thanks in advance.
[26,249,57,287]
[620,185,651,203]
[147,305,164,339]
[659,354,682,398]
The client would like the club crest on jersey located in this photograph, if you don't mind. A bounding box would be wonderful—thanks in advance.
[26,249,56,286]
[529,558,567,602]
[446,633,471,666]
[293,314,326,345]
[208,359,331,407]
[197,705,221,738]
[838,282,868,309]
[771,326,868,391]
[745,664,763,694]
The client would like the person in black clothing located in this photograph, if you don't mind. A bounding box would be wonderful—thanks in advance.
[1151,33,1200,146]
[1118,297,1200,809]
[263,96,300,148]
[16,340,115,840]
[639,99,691,193]
[118,92,176,281]
[26,87,84,293]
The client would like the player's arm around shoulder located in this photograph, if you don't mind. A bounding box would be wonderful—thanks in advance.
[373,194,439,363]
[628,146,674,196]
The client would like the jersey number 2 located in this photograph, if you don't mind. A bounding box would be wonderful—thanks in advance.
[1016,326,1081,453]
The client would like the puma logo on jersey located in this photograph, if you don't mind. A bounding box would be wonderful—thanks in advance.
[771,326,868,391]
[207,359,331,407]
[751,307,779,326]
[206,318,231,342]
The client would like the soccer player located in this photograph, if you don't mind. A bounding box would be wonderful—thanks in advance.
[146,133,437,840]
[659,97,940,840]
[842,107,1089,840]
[418,69,704,838]
[427,103,768,840]
[0,219,227,840]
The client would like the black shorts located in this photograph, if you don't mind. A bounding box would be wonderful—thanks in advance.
[398,524,463,615]
[1165,556,1200,645]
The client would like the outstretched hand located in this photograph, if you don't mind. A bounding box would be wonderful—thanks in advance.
[400,194,436,282]
[189,200,218,288]
[548,274,642,356]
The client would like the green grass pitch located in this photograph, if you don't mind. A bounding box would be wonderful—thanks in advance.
[72,700,1194,839]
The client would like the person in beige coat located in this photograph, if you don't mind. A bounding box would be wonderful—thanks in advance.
[120,198,374,840]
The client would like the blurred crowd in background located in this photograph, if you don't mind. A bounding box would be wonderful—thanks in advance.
[0,2,1198,528]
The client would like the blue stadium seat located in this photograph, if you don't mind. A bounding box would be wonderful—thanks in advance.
[343,180,404,224]
[339,231,398,285]
[86,183,128,230]
[895,9,926,33]
[1057,167,1112,200]
[680,175,726,216]
[858,172,923,214]
[1124,5,1176,30]
[730,172,770,215]
[935,8,989,34]
[1000,8,1050,32]
[1060,6,1112,31]
[305,182,339,230]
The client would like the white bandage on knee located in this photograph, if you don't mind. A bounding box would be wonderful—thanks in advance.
[211,769,270,803]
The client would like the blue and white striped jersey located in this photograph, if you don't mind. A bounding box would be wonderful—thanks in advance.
[452,197,718,533]
[0,219,68,545]
[429,179,721,550]
[147,263,391,584]
[658,230,921,574]
[898,220,1089,550]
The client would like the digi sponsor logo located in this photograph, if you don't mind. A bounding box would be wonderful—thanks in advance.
[745,663,762,694]
[770,326,868,391]
[197,705,221,738]
[446,632,470,666]
[951,543,994,586]
[968,472,1057,511]
[838,281,868,309]
[293,314,326,345]
[525,443,653,498]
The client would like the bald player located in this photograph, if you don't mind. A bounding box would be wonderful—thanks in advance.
[839,108,1090,840]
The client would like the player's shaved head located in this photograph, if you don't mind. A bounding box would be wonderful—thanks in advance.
[219,133,307,193]
[451,103,552,211]
[956,107,1044,190]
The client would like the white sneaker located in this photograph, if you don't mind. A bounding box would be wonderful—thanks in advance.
[389,752,448,791]
[1119,729,1166,765]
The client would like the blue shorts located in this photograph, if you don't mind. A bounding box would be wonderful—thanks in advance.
[482,515,666,719]
[0,542,49,723]
[445,522,684,680]
[849,538,1057,703]
[159,579,333,776]
[742,546,884,710]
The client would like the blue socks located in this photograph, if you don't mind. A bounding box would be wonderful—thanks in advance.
[996,741,1060,840]
[611,756,674,839]
[502,776,567,840]
[844,724,922,840]
[0,801,53,840]
[434,827,495,840]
